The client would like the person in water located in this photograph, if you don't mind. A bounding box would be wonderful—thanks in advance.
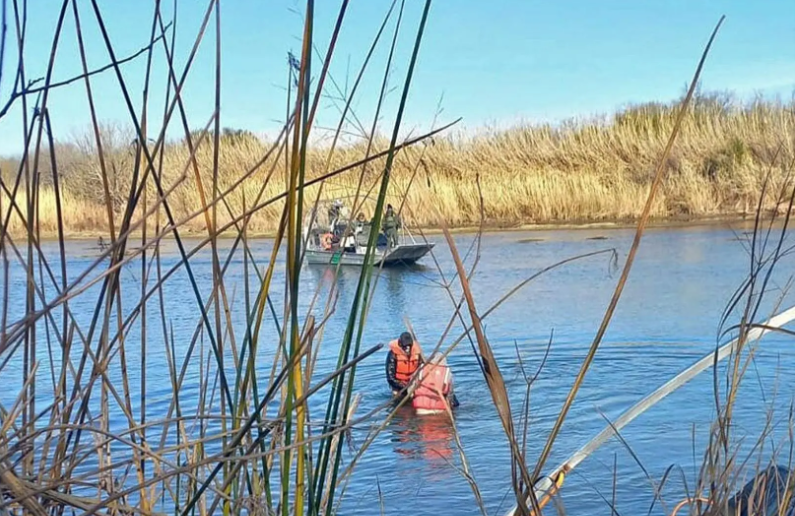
[381,204,401,248]
[385,331,422,397]
[412,354,459,415]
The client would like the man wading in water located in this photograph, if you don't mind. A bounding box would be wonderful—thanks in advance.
[385,332,422,398]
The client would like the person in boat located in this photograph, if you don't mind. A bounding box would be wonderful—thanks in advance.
[385,331,423,397]
[355,212,366,231]
[354,212,371,247]
[342,233,357,253]
[381,204,401,248]
[411,354,459,415]
[327,202,338,228]
[328,199,343,235]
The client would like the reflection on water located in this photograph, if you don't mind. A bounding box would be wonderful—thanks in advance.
[3,225,795,516]
[383,268,411,316]
[389,405,455,467]
[306,262,435,318]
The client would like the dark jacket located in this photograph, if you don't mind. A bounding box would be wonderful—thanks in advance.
[385,349,423,392]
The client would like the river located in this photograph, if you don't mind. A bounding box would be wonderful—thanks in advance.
[2,223,794,516]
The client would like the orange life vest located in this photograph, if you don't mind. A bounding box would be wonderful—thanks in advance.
[412,362,452,414]
[320,233,333,250]
[389,339,420,384]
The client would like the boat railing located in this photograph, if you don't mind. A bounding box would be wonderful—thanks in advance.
[400,225,420,245]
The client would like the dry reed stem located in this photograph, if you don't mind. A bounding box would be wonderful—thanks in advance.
[533,14,727,483]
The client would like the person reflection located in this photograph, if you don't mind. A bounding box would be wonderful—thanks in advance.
[389,406,454,464]
[384,268,408,315]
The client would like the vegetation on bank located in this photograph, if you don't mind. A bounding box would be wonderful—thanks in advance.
[1,92,793,238]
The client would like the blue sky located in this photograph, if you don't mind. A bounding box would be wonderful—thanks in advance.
[0,0,792,156]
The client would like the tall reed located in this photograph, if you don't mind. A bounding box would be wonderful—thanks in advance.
[3,2,795,516]
[0,1,453,515]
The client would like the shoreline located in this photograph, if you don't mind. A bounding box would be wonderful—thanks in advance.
[22,213,771,242]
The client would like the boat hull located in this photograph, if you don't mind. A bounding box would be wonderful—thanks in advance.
[304,243,435,267]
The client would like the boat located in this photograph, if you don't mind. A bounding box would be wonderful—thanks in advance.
[301,199,435,267]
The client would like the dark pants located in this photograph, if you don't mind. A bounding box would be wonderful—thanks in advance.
[391,385,410,401]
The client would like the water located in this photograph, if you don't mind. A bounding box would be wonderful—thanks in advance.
[2,223,795,516]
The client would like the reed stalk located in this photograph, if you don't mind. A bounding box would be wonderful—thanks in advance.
[0,1,450,514]
[3,3,794,516]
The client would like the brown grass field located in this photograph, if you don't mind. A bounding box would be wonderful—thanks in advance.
[1,92,793,239]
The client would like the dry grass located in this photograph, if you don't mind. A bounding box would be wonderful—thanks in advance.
[2,92,793,238]
[0,1,450,515]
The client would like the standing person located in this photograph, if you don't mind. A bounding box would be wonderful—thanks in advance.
[328,199,342,235]
[354,212,368,247]
[355,212,366,231]
[382,204,401,248]
[385,331,423,397]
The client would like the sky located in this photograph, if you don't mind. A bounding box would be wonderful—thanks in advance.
[0,0,792,156]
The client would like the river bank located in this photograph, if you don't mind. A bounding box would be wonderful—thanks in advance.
[2,93,792,242]
[17,212,774,242]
